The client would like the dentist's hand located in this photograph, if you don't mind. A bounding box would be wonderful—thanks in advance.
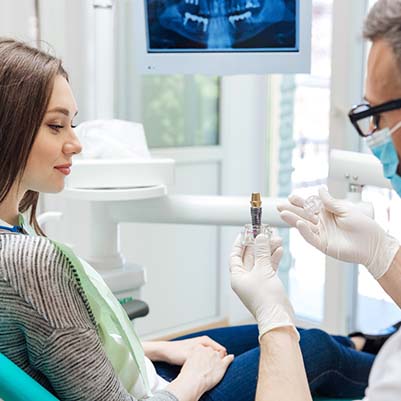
[230,234,298,340]
[277,187,399,279]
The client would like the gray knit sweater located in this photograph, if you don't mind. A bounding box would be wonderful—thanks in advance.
[0,232,178,401]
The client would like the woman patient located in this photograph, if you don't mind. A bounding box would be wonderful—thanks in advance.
[0,38,399,401]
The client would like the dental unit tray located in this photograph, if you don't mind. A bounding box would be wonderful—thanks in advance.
[65,159,175,190]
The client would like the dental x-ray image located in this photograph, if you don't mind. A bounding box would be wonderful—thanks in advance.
[146,0,298,52]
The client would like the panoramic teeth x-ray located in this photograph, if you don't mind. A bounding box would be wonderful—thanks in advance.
[146,0,298,51]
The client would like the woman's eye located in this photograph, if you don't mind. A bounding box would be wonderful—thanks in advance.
[48,124,64,132]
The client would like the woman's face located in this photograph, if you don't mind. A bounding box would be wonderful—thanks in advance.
[21,75,82,194]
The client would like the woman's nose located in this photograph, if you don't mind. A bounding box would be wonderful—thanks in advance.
[64,129,83,155]
[71,140,83,155]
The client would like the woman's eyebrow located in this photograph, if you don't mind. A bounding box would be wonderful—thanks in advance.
[46,107,78,117]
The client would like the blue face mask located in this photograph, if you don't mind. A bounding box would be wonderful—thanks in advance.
[366,120,401,195]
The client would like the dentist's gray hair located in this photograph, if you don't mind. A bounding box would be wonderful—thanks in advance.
[364,0,401,71]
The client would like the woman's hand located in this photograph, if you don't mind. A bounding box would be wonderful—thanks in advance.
[144,336,227,366]
[180,345,234,392]
[166,344,234,401]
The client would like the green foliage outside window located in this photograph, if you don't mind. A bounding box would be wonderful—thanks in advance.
[141,76,220,148]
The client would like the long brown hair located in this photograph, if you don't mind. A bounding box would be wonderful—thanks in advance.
[0,38,68,235]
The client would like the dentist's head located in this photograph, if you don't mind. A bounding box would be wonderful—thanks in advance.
[349,0,401,193]
[365,1,401,137]
[0,39,81,235]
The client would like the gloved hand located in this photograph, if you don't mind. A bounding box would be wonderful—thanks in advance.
[230,233,299,340]
[277,187,400,279]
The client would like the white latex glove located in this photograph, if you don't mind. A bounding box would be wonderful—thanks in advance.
[230,234,299,340]
[277,187,400,280]
[242,235,284,271]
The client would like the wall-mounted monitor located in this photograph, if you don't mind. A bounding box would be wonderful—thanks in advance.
[133,0,312,75]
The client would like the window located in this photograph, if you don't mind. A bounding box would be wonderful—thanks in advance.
[269,0,333,322]
[141,76,220,148]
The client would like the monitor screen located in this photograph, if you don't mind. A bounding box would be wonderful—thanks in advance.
[133,0,311,75]
[146,0,298,53]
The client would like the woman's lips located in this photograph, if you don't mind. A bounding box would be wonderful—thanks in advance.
[54,166,71,176]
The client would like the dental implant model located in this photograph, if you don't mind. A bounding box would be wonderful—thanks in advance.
[250,192,262,238]
[241,193,271,246]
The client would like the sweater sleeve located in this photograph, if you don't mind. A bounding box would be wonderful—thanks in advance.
[36,327,178,401]
[1,235,178,401]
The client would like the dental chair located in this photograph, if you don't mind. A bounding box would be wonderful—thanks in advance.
[0,301,353,401]
[0,353,355,401]
[0,299,149,401]
[0,354,355,401]
[0,353,59,401]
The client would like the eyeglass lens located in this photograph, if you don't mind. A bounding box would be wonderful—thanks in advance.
[353,104,381,136]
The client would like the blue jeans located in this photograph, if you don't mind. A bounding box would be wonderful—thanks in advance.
[154,325,374,401]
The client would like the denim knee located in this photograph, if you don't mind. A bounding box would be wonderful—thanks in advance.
[302,328,335,345]
[300,328,372,398]
[300,328,341,371]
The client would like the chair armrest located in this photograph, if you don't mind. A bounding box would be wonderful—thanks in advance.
[121,299,149,320]
[0,353,60,401]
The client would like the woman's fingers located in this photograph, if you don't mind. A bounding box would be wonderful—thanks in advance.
[200,336,227,354]
[222,354,234,367]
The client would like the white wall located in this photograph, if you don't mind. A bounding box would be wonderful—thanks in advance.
[0,0,35,40]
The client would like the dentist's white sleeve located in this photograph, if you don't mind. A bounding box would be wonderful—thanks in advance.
[361,329,401,401]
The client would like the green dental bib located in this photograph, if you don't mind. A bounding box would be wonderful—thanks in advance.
[18,216,151,398]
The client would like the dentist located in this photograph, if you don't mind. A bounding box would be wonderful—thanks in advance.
[231,1,401,400]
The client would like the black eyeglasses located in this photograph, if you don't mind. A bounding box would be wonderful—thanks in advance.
[348,98,401,137]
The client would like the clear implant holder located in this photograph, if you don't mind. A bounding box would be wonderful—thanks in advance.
[241,223,272,246]
[303,195,322,216]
